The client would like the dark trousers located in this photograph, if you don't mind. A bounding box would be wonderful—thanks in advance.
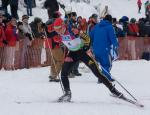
[61,49,113,91]
[138,6,141,13]
[71,61,80,73]
[10,5,18,19]
[2,0,9,14]
[26,0,32,16]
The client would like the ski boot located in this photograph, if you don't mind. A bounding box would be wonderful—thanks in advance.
[110,86,123,98]
[57,90,72,102]
[49,76,60,82]
[49,78,60,82]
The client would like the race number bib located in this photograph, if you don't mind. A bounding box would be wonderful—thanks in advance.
[61,35,84,51]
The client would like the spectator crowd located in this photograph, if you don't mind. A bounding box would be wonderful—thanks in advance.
[0,0,150,72]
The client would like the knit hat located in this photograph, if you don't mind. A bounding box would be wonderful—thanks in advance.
[91,14,98,19]
[104,14,112,22]
[121,16,129,22]
[53,18,64,30]
[22,15,29,21]
[71,12,77,17]
[130,18,136,23]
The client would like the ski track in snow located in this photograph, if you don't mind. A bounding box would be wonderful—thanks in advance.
[0,61,150,115]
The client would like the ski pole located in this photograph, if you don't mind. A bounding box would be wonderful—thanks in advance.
[43,29,64,94]
[114,78,137,101]
[100,64,138,101]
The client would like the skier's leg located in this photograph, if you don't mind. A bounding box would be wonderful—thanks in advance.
[70,61,82,76]
[58,60,75,102]
[61,61,75,91]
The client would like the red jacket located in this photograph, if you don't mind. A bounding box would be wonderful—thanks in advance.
[137,0,142,6]
[45,23,62,49]
[5,23,17,47]
[78,18,87,33]
[127,23,139,40]
[0,24,6,47]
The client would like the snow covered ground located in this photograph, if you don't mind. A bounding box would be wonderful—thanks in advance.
[0,61,150,115]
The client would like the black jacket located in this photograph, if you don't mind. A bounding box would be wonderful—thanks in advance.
[10,0,18,5]
[44,0,59,11]
[2,0,10,7]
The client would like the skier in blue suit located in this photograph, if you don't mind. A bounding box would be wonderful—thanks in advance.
[90,14,119,83]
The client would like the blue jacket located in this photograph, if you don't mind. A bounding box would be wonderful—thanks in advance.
[90,20,118,57]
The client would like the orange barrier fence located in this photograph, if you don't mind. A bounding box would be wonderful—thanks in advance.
[118,37,150,60]
[0,37,150,70]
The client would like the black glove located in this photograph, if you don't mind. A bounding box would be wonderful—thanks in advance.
[25,33,32,41]
[2,39,8,45]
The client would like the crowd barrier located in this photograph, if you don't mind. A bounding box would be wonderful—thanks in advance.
[118,37,150,60]
[0,37,150,70]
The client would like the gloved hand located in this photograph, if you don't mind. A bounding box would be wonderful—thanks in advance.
[53,35,61,43]
[86,49,94,58]
[110,46,119,61]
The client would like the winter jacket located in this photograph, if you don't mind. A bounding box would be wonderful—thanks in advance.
[45,18,60,49]
[137,0,142,7]
[127,23,139,37]
[87,22,96,35]
[44,0,59,11]
[45,0,59,18]
[5,23,17,46]
[22,22,33,40]
[145,22,150,37]
[113,24,125,37]
[90,20,118,56]
[10,0,18,5]
[17,29,25,40]
[30,21,44,38]
[138,19,147,37]
[68,19,78,36]
[78,18,87,33]
[2,0,10,7]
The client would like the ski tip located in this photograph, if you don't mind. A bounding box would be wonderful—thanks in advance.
[139,104,144,108]
[136,101,144,108]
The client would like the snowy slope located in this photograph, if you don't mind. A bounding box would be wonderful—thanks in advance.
[17,0,148,22]
[90,0,147,20]
[0,61,150,115]
[59,0,147,20]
